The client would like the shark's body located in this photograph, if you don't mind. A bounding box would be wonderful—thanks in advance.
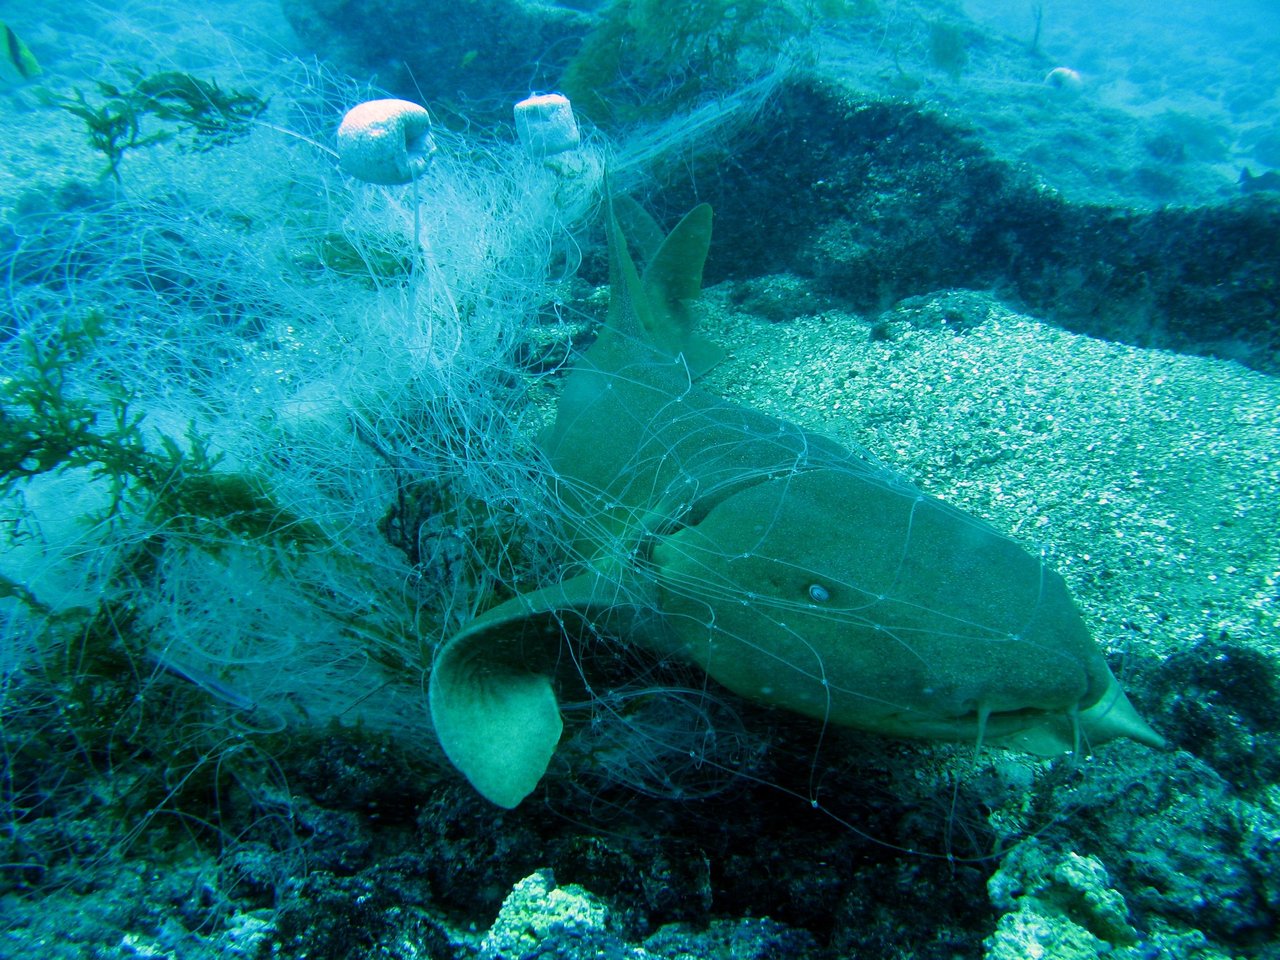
[428,200,1163,809]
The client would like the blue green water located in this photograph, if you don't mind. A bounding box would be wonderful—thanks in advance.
[1,1,1277,957]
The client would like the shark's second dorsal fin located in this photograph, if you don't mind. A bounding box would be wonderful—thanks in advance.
[643,202,712,315]
[642,203,721,375]
[592,194,724,378]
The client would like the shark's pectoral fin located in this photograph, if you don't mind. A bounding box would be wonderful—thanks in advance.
[429,644,561,809]
[428,572,645,808]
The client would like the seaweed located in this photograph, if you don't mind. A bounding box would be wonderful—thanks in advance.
[1,310,326,551]
[560,0,873,124]
[0,310,335,893]
[927,20,969,82]
[40,70,268,181]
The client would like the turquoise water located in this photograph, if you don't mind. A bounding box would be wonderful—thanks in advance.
[2,1,1277,957]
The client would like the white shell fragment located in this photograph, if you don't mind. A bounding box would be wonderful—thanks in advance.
[514,93,581,158]
[1044,66,1084,93]
[337,99,435,185]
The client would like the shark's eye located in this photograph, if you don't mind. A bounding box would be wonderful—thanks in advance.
[808,583,831,603]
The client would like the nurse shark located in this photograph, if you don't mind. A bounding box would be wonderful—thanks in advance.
[428,198,1163,808]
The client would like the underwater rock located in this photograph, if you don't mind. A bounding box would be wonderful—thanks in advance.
[271,856,452,958]
[988,841,1138,949]
[1149,636,1280,790]
[643,917,821,960]
[1033,748,1280,948]
[480,870,620,960]
[1239,167,1280,194]
[281,0,590,109]
[658,76,1280,374]
[985,904,1109,960]
[1240,786,1280,919]
[480,870,822,960]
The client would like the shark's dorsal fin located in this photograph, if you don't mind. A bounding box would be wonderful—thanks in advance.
[642,203,723,375]
[590,194,724,378]
[611,193,664,266]
[643,202,712,317]
[601,194,654,346]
